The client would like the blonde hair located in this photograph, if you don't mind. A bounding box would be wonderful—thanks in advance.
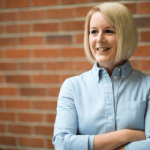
[84,2,138,64]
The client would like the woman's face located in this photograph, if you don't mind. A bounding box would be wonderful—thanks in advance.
[89,11,118,67]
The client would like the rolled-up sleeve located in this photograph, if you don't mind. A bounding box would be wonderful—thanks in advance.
[52,78,95,150]
[125,95,150,150]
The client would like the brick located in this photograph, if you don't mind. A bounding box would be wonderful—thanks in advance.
[0,50,3,58]
[6,100,30,109]
[140,60,150,71]
[47,139,54,148]
[19,62,43,70]
[0,26,3,34]
[0,100,3,108]
[0,38,15,46]
[0,87,18,96]
[0,75,4,83]
[0,63,17,71]
[33,49,58,58]
[31,0,58,6]
[20,88,45,96]
[75,34,84,44]
[61,47,85,57]
[133,46,150,56]
[20,137,44,147]
[134,17,150,28]
[6,24,30,33]
[139,2,150,14]
[0,124,5,132]
[0,136,16,145]
[0,50,2,58]
[33,23,58,32]
[48,88,60,96]
[129,60,138,70]
[47,8,73,19]
[61,74,76,83]
[18,10,44,20]
[6,149,23,150]
[8,125,31,134]
[75,6,92,17]
[6,74,30,84]
[93,0,119,1]
[5,49,29,58]
[46,35,72,44]
[18,113,43,122]
[47,61,73,70]
[141,31,150,42]
[0,112,15,121]
[46,114,56,123]
[124,3,137,14]
[33,101,57,110]
[62,21,85,31]
[35,126,53,135]
[76,61,93,70]
[0,0,2,9]
[33,75,59,84]
[5,0,29,8]
[62,0,88,4]
[0,12,16,21]
[18,36,43,45]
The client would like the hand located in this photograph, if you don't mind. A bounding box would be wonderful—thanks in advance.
[115,146,125,150]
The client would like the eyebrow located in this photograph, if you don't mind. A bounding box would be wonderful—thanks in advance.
[90,26,115,30]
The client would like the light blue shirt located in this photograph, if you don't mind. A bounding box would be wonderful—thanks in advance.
[52,60,150,150]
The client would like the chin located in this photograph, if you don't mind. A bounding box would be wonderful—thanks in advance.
[96,59,114,66]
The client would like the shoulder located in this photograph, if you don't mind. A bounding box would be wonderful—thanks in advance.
[63,70,92,88]
[66,70,91,82]
[132,68,150,88]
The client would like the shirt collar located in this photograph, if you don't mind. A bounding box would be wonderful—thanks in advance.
[119,59,133,80]
[91,60,133,82]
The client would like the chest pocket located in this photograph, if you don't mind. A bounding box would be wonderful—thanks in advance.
[126,101,147,130]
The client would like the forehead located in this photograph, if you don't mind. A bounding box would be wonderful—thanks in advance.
[90,11,112,28]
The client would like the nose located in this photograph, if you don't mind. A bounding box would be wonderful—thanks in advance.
[97,32,106,43]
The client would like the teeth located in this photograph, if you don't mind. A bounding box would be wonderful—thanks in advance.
[97,48,108,51]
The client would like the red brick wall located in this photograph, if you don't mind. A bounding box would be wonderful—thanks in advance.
[0,0,150,149]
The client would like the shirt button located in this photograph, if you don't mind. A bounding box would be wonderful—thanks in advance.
[114,76,117,79]
[108,116,112,120]
[118,68,121,71]
[123,75,125,78]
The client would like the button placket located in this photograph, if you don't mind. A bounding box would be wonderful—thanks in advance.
[114,76,117,79]
[108,116,112,120]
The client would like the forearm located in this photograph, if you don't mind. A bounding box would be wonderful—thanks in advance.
[93,129,146,150]
[93,129,130,150]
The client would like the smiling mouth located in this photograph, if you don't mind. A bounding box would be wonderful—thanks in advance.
[96,47,110,51]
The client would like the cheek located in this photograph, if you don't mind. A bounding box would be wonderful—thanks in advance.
[89,36,95,49]
[112,36,117,47]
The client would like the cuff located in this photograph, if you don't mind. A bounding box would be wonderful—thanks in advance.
[88,135,95,150]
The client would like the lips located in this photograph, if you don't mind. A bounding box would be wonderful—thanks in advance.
[96,47,110,51]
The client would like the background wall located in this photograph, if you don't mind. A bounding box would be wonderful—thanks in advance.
[0,0,150,150]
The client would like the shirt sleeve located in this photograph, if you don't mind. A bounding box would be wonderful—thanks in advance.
[52,78,95,150]
[124,94,150,150]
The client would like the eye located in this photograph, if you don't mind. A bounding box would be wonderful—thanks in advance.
[90,30,98,34]
[106,30,114,33]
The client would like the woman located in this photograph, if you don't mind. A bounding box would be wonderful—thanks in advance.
[53,2,150,150]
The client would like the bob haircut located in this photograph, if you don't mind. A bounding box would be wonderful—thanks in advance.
[84,2,138,64]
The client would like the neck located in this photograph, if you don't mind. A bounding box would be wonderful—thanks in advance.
[98,60,126,77]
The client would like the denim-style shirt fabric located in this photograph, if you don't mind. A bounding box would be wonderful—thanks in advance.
[52,60,150,150]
